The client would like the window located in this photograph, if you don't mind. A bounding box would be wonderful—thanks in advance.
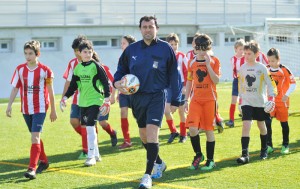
[0,39,12,53]
[111,39,118,47]
[225,35,250,46]
[90,37,119,48]
[276,36,287,42]
[34,38,60,51]
[93,40,108,46]
[187,37,194,45]
[245,36,251,42]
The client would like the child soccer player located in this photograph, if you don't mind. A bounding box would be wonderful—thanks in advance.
[62,36,117,158]
[6,40,57,179]
[184,34,220,170]
[165,33,188,143]
[61,40,111,166]
[236,40,277,164]
[265,48,296,154]
[62,35,89,159]
[225,39,245,128]
[186,33,224,133]
[118,35,136,149]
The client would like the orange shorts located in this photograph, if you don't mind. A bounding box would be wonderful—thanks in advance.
[270,102,289,122]
[186,100,216,131]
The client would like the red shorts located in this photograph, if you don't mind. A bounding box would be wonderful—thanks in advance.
[186,100,216,131]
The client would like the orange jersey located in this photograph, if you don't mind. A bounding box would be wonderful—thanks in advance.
[267,64,296,103]
[187,56,221,101]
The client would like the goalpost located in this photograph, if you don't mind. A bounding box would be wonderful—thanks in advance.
[230,18,300,77]
[261,18,300,77]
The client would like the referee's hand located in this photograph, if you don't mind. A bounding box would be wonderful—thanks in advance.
[115,80,128,94]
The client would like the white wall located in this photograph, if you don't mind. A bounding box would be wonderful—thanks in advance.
[0,26,234,99]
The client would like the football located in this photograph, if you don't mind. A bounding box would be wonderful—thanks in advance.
[121,74,140,95]
[264,101,275,113]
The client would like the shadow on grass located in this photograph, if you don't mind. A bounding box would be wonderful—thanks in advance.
[0,136,299,187]
[74,179,139,189]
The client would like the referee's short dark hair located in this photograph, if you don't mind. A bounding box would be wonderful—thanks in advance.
[139,16,159,29]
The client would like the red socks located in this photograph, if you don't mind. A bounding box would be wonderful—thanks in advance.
[29,144,41,170]
[179,122,187,136]
[102,124,115,136]
[166,119,177,133]
[74,125,82,135]
[39,140,48,164]
[121,118,130,143]
[81,127,88,153]
[229,104,236,121]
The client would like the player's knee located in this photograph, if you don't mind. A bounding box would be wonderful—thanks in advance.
[70,119,80,128]
[189,127,199,137]
[31,133,40,144]
[99,121,108,127]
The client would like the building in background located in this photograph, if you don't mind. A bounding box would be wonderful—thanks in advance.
[0,0,299,98]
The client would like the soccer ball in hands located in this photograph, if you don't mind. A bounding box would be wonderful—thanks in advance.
[264,101,275,113]
[121,74,140,95]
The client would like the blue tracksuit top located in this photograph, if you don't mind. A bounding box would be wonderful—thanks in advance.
[114,38,182,106]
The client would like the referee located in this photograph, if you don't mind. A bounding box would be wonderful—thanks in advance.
[114,16,182,189]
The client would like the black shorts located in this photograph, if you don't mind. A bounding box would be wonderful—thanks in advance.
[241,105,269,121]
[131,91,166,128]
[80,105,100,126]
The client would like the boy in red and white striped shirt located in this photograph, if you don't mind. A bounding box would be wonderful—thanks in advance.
[165,33,188,143]
[6,40,57,179]
[225,39,245,128]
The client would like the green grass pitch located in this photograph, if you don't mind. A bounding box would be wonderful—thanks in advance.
[0,81,299,189]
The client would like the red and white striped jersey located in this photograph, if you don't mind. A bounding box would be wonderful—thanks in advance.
[256,52,269,66]
[11,62,54,114]
[102,64,114,92]
[176,52,188,85]
[63,58,80,105]
[231,56,245,78]
[186,50,196,61]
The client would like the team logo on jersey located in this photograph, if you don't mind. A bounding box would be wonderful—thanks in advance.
[24,84,40,94]
[245,74,256,87]
[81,75,91,79]
[196,69,207,82]
[153,61,159,69]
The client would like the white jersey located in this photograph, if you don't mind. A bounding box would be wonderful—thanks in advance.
[238,62,277,107]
